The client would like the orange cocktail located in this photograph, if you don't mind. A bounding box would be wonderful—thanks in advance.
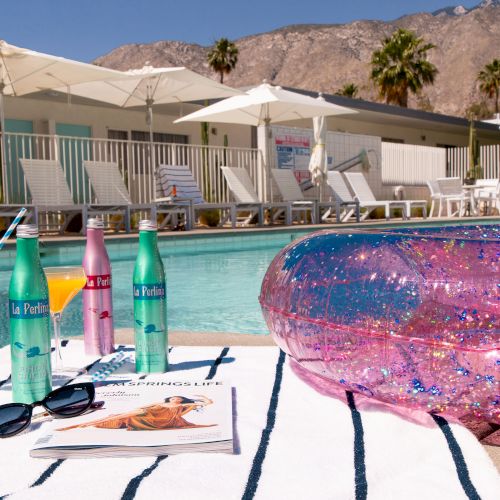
[46,272,87,314]
[44,266,86,370]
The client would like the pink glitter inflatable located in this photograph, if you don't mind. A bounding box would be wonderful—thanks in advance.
[259,224,499,421]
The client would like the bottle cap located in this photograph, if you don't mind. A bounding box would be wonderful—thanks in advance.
[16,224,39,238]
[139,220,157,231]
[87,217,105,229]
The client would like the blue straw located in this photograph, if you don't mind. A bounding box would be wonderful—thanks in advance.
[0,207,27,250]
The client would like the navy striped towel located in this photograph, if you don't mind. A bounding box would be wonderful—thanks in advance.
[0,340,498,500]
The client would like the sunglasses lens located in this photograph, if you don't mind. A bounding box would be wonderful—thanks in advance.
[0,404,31,437]
[44,383,94,417]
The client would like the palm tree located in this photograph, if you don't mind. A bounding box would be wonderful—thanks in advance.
[207,38,239,84]
[370,29,437,107]
[336,83,358,98]
[477,59,500,115]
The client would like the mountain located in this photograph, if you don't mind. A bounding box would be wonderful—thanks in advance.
[94,2,500,118]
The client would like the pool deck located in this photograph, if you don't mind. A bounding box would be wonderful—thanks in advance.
[3,215,498,247]
[114,328,500,472]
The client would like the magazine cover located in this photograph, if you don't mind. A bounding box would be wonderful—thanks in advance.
[31,379,233,458]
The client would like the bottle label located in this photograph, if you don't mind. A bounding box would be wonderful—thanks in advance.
[84,274,112,290]
[133,284,166,300]
[9,299,49,319]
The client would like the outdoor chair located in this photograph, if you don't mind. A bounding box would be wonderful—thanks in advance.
[19,159,89,234]
[324,171,361,222]
[474,178,499,215]
[436,177,466,217]
[155,164,235,228]
[270,168,323,224]
[345,172,427,220]
[83,161,156,232]
[426,180,443,218]
[220,166,291,226]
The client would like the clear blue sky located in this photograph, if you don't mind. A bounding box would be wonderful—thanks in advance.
[1,0,481,62]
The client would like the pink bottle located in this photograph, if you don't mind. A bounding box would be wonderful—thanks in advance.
[82,218,114,355]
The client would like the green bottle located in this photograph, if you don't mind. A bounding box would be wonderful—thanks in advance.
[9,224,51,403]
[133,220,168,373]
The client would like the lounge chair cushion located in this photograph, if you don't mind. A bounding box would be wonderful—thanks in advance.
[156,165,205,204]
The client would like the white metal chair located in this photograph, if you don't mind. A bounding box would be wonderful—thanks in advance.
[426,180,443,218]
[345,172,427,220]
[19,159,87,233]
[474,179,500,215]
[436,177,466,217]
[155,164,235,228]
[83,161,155,232]
[324,171,360,222]
[221,167,291,226]
[270,168,319,224]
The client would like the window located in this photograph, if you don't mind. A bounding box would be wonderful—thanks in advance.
[382,137,405,144]
[131,131,188,144]
[130,131,189,172]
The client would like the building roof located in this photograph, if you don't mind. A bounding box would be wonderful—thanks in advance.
[284,86,500,141]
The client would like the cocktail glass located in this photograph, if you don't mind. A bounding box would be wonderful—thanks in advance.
[44,266,87,371]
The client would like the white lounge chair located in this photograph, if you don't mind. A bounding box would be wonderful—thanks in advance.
[325,171,360,222]
[19,159,87,233]
[436,177,466,217]
[345,172,426,220]
[155,164,235,228]
[220,167,291,226]
[270,168,318,224]
[83,161,155,232]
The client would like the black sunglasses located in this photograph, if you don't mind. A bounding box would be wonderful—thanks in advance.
[0,382,96,438]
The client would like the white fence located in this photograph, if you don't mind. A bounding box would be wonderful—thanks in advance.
[0,132,261,205]
[447,144,500,179]
[381,142,446,185]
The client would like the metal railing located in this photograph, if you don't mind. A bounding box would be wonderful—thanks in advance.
[447,145,500,179]
[0,132,261,205]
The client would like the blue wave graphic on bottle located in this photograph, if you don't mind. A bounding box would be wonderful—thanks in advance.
[133,283,167,373]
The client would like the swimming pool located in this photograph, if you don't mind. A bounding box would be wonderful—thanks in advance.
[0,228,313,348]
[0,220,497,348]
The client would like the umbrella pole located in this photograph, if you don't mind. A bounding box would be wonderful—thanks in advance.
[0,84,7,204]
[265,117,272,202]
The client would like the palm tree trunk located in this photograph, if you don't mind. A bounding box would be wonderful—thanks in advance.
[495,88,499,115]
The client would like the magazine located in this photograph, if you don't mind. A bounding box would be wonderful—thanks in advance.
[30,379,233,459]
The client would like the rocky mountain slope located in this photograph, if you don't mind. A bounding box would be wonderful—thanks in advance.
[95,2,500,118]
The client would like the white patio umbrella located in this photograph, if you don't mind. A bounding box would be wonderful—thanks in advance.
[308,95,329,201]
[0,40,124,200]
[53,65,242,187]
[54,65,242,144]
[174,82,356,199]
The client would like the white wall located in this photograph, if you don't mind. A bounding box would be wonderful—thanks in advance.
[3,95,252,148]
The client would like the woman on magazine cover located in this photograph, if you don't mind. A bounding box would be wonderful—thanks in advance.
[58,395,215,431]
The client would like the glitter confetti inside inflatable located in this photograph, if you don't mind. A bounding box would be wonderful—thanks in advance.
[259,225,499,421]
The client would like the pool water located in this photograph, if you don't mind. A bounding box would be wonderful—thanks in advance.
[0,245,285,348]
[0,220,497,349]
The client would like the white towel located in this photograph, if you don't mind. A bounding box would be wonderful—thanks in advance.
[0,340,498,500]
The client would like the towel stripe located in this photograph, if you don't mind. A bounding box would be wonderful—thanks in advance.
[118,346,230,500]
[0,375,10,389]
[346,391,368,500]
[30,459,65,487]
[27,342,105,492]
[206,347,230,380]
[242,349,286,500]
[121,456,168,500]
[431,414,481,500]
